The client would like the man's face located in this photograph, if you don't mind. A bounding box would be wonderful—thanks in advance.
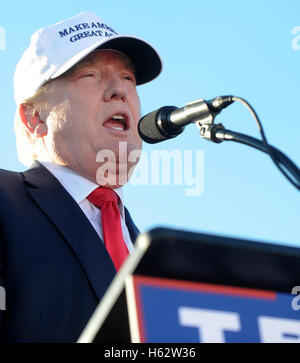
[40,49,142,187]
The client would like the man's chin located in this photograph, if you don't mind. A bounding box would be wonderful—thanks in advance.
[95,169,128,189]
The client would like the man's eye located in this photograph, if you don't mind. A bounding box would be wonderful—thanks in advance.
[78,73,95,79]
[122,75,136,83]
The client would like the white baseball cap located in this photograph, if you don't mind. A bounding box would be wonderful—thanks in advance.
[14,12,162,104]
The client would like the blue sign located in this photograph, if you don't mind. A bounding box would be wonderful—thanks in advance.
[131,276,300,343]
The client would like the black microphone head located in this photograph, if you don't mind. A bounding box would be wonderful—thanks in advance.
[138,106,178,144]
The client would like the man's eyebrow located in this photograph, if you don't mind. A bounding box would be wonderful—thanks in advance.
[68,60,95,74]
[84,50,137,75]
[59,52,137,81]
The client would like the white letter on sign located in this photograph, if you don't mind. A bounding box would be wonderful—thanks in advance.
[258,316,300,343]
[178,307,241,343]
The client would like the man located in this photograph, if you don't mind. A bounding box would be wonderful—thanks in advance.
[0,12,162,342]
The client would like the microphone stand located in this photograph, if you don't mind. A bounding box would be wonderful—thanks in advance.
[196,122,300,189]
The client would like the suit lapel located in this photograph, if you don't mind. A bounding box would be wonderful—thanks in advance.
[22,162,116,301]
[125,207,140,243]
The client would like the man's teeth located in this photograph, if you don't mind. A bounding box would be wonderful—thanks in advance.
[112,126,124,131]
[112,115,125,120]
[109,115,126,130]
[103,114,128,131]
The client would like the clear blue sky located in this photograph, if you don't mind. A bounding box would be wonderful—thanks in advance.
[0,0,299,247]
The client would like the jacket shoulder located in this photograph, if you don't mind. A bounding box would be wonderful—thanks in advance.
[0,168,22,178]
[0,168,24,185]
[0,168,25,198]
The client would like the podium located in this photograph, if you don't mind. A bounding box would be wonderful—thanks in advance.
[78,228,300,343]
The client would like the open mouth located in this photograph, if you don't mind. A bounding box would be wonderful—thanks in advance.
[103,114,129,132]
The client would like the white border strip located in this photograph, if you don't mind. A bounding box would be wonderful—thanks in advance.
[77,233,150,343]
[125,275,141,343]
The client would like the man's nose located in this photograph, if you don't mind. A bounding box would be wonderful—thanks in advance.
[103,74,128,102]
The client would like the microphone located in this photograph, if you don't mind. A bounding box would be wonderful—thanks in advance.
[138,96,234,144]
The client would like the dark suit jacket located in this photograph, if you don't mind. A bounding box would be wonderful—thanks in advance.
[0,161,139,343]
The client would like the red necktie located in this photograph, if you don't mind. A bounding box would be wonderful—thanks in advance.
[87,187,129,271]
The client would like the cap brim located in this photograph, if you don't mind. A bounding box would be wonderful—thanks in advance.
[51,35,162,86]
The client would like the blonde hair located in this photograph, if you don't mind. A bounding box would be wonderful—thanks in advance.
[14,81,54,166]
[14,54,95,166]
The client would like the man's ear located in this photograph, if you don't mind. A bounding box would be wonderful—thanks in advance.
[19,104,47,137]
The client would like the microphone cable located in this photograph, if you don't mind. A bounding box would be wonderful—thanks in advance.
[229,96,300,191]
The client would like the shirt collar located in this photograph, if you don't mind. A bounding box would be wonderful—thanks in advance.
[38,161,126,218]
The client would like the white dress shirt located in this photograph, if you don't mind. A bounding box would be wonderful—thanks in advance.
[38,161,135,255]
